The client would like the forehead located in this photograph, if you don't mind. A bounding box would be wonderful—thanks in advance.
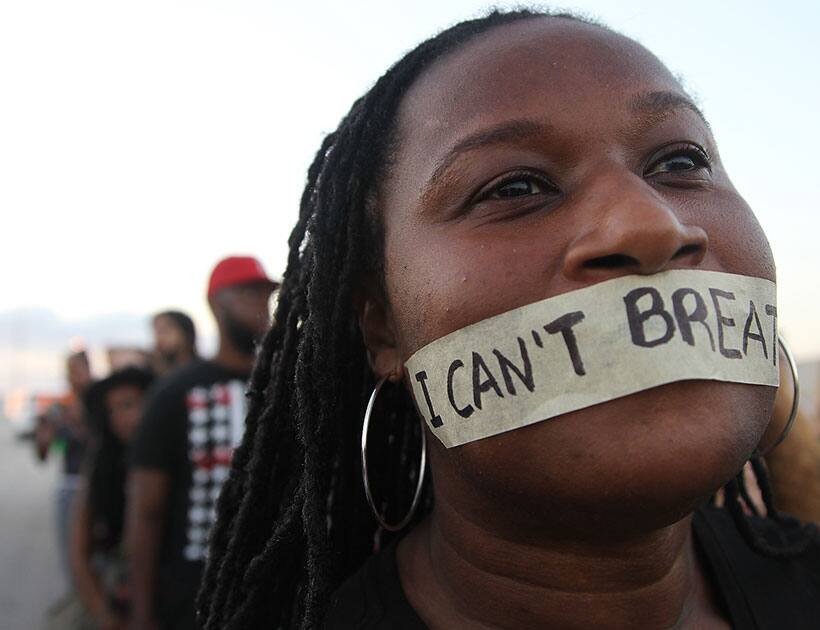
[107,383,140,401]
[390,18,683,182]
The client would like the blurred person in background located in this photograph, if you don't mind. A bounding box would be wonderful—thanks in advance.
[714,346,820,525]
[762,351,820,523]
[106,347,153,372]
[36,350,96,591]
[127,256,277,630]
[47,367,155,630]
[151,311,198,377]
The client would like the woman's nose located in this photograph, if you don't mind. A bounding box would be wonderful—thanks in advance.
[562,171,708,281]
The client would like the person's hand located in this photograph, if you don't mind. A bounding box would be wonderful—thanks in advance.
[33,415,55,460]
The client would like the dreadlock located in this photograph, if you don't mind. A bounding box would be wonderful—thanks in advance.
[722,455,817,558]
[198,11,577,628]
[199,8,815,628]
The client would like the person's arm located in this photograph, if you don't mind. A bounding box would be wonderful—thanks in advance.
[126,469,170,630]
[34,414,55,461]
[69,486,126,630]
[125,381,183,630]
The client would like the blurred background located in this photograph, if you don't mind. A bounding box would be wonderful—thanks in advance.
[0,0,818,627]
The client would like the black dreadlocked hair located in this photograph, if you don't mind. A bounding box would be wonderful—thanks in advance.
[199,8,815,628]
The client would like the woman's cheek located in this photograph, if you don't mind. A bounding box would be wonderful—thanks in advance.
[386,228,539,359]
[695,189,775,282]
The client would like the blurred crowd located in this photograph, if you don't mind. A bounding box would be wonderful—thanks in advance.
[33,256,277,630]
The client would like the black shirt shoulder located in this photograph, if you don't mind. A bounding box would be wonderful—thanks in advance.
[693,504,820,630]
[130,360,249,471]
[148,359,245,399]
[325,509,820,630]
[324,541,425,630]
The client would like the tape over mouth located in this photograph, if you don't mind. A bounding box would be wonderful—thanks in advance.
[405,270,778,448]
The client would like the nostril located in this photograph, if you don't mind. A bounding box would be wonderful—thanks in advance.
[673,243,702,260]
[582,253,640,270]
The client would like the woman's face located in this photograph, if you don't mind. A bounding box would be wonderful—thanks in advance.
[106,384,145,443]
[369,19,776,536]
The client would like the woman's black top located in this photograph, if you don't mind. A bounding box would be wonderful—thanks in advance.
[325,505,820,629]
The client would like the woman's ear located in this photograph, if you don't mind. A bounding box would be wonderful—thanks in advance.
[353,281,404,383]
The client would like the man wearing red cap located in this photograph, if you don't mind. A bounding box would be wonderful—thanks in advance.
[127,256,277,630]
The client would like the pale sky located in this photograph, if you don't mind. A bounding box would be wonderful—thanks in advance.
[1,0,819,393]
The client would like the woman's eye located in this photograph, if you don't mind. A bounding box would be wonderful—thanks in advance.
[489,176,551,199]
[463,171,560,222]
[657,155,697,172]
[645,145,711,178]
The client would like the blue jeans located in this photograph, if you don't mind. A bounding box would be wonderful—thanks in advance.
[55,475,81,592]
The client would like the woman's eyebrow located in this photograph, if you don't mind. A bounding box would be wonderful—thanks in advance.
[425,119,553,192]
[629,90,710,129]
[422,93,708,196]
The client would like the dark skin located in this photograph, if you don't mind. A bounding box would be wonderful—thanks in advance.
[210,281,277,373]
[152,315,195,372]
[67,353,93,394]
[71,385,145,630]
[127,281,273,630]
[358,19,775,629]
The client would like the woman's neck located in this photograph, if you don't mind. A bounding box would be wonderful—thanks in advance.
[396,500,728,629]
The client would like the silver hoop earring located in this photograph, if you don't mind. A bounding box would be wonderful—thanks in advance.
[361,376,427,532]
[758,335,800,457]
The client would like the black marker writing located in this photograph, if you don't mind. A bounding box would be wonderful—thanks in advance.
[742,300,768,359]
[765,304,777,366]
[472,351,504,410]
[672,287,715,351]
[709,288,741,359]
[447,359,473,418]
[544,311,587,376]
[493,337,535,396]
[624,287,675,348]
[414,370,443,427]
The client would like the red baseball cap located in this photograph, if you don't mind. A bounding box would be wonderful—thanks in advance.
[207,256,279,298]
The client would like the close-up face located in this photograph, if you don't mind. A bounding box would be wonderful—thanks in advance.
[371,18,777,536]
[216,282,274,342]
[153,315,188,360]
[106,384,145,443]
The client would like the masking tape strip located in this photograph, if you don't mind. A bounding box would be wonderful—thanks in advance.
[405,270,778,448]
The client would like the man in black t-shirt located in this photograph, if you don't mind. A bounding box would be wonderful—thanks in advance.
[127,256,278,630]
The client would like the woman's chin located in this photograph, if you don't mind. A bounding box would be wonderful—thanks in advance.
[439,381,774,539]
